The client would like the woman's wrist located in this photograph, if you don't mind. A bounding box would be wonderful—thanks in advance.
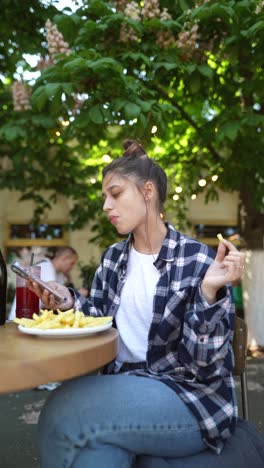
[201,282,217,305]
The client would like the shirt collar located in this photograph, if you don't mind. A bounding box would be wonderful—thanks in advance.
[119,223,180,270]
[157,223,180,262]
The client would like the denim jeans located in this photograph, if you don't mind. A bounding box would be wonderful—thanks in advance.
[38,374,207,468]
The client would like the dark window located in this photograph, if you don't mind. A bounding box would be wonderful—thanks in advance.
[194,224,239,239]
[10,224,64,240]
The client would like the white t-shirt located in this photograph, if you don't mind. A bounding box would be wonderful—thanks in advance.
[115,245,159,370]
[38,258,66,285]
[8,258,66,320]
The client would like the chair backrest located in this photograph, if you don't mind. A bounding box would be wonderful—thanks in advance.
[232,316,248,375]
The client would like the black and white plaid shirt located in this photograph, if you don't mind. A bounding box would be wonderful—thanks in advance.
[73,223,237,453]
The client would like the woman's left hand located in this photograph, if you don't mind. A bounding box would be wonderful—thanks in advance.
[201,239,245,304]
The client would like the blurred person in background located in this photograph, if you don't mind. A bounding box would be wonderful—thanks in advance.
[8,246,80,320]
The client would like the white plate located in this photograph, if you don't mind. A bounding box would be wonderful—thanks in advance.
[18,321,113,339]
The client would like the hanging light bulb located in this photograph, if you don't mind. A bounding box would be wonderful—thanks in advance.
[102,154,111,163]
[173,194,179,201]
[175,186,182,193]
[198,178,206,187]
[191,194,197,200]
[151,125,158,134]
[211,174,218,182]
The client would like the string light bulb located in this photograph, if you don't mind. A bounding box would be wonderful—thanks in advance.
[102,154,111,163]
[173,194,179,201]
[211,175,218,182]
[198,178,206,187]
[175,186,182,193]
[191,194,197,200]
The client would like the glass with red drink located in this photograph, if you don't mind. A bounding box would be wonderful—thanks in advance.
[16,266,41,319]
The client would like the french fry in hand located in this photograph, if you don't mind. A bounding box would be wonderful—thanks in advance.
[217,233,224,242]
[14,309,112,330]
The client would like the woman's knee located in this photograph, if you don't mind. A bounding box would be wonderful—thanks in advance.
[38,381,78,441]
[38,375,106,443]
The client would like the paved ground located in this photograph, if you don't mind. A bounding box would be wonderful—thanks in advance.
[0,358,264,468]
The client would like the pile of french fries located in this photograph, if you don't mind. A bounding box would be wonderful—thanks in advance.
[14,309,112,330]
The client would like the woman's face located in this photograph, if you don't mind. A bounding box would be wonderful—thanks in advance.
[102,173,147,235]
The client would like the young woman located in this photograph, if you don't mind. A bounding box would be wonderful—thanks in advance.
[29,140,245,468]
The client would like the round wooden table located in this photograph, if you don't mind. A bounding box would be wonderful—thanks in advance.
[0,322,118,393]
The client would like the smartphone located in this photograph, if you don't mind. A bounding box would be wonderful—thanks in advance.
[10,261,67,304]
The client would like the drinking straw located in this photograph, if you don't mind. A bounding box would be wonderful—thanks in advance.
[30,253,34,266]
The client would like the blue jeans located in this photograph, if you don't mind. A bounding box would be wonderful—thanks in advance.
[38,374,207,468]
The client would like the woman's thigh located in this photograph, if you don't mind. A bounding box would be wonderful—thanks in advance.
[38,374,206,467]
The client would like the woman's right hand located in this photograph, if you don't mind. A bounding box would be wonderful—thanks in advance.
[26,280,74,311]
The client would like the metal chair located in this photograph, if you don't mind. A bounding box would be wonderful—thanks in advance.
[232,316,249,419]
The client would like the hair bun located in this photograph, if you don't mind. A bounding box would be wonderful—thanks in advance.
[123,139,146,158]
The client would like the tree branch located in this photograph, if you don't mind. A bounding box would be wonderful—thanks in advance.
[153,84,222,164]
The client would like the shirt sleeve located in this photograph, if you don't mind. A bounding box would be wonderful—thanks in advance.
[177,248,235,382]
[71,262,105,317]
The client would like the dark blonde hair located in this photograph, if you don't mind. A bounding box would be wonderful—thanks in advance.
[102,140,167,211]
[55,246,77,258]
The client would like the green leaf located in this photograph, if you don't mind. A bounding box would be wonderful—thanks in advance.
[37,66,62,82]
[31,115,56,128]
[89,105,104,124]
[189,74,201,94]
[0,124,27,141]
[31,86,49,111]
[241,113,264,127]
[54,12,81,38]
[63,58,89,71]
[217,122,240,142]
[124,103,141,119]
[192,3,234,22]
[138,113,147,129]
[91,57,120,72]
[123,53,151,66]
[113,98,127,112]
[154,62,178,71]
[45,83,62,97]
[86,0,113,17]
[179,0,190,11]
[77,22,99,43]
[62,83,74,96]
[49,89,63,114]
[101,106,112,122]
[198,64,213,79]
[241,21,264,38]
[137,100,151,113]
[185,64,197,74]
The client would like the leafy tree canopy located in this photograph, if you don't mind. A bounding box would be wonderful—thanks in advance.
[0,0,263,248]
